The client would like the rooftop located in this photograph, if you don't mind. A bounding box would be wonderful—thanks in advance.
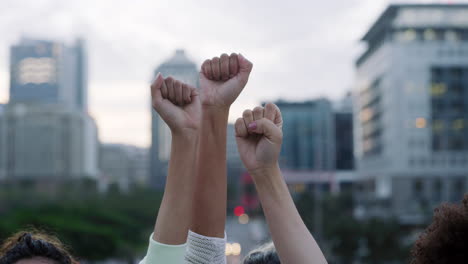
[361,3,468,42]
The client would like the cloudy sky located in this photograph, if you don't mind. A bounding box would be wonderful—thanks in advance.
[0,0,463,147]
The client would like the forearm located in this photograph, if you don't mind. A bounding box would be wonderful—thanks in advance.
[154,132,198,244]
[252,166,327,264]
[191,107,229,238]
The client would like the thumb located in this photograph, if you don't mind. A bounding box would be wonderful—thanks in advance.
[237,54,253,85]
[247,118,282,144]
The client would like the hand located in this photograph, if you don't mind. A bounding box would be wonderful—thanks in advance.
[235,103,283,174]
[151,73,201,134]
[200,53,253,109]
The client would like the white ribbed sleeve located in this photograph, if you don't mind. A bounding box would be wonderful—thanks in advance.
[185,230,227,264]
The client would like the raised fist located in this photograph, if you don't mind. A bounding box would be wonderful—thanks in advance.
[200,53,253,109]
[151,73,201,134]
[235,103,283,174]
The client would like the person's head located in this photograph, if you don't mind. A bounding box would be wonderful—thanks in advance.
[0,231,76,264]
[410,194,468,264]
[243,242,280,264]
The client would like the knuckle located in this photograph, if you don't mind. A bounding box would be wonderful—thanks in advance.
[242,109,252,117]
[165,76,173,83]
[265,102,275,109]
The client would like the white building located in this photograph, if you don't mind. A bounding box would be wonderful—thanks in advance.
[150,50,198,188]
[99,144,149,192]
[354,4,468,223]
[0,103,98,180]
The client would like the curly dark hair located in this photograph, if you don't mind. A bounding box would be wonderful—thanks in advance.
[410,194,468,264]
[0,230,77,264]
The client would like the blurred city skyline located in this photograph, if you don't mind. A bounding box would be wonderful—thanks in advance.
[1,0,466,147]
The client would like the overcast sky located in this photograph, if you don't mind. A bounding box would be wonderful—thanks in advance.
[0,0,463,147]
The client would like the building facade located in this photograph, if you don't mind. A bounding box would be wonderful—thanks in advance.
[9,38,87,112]
[99,144,149,192]
[150,49,198,188]
[354,4,468,222]
[335,93,355,170]
[0,103,98,180]
[275,99,336,170]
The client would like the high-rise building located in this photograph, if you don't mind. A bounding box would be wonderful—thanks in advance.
[150,49,198,188]
[99,144,149,192]
[335,93,355,170]
[275,99,335,170]
[354,4,468,222]
[9,38,87,112]
[0,104,98,180]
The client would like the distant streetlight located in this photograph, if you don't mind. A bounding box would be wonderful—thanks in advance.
[238,213,249,224]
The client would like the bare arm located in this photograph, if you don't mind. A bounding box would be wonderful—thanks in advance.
[153,132,198,243]
[252,166,327,264]
[190,53,253,237]
[235,103,327,264]
[190,107,229,237]
[150,74,201,244]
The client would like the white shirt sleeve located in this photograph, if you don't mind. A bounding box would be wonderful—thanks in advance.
[139,233,187,264]
[185,230,227,264]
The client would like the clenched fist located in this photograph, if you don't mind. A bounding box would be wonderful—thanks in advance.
[235,103,283,174]
[151,73,201,134]
[200,53,253,109]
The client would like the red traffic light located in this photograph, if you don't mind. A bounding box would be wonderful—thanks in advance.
[234,206,245,217]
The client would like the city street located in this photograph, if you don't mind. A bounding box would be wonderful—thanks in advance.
[225,216,269,263]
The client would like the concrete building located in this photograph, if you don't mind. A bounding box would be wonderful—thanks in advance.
[275,99,335,170]
[99,144,149,192]
[9,38,87,112]
[0,103,98,180]
[150,49,198,188]
[354,4,468,223]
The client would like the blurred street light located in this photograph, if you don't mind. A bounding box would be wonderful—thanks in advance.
[238,213,249,224]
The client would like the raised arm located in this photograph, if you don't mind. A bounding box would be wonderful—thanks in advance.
[235,103,327,264]
[150,74,200,245]
[190,53,253,238]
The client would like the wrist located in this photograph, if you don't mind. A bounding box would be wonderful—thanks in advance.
[248,164,281,181]
[171,128,199,141]
[202,105,230,116]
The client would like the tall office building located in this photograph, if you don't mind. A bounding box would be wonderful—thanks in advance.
[354,4,468,222]
[9,38,87,112]
[335,93,355,170]
[0,104,98,180]
[275,99,335,170]
[150,50,198,188]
